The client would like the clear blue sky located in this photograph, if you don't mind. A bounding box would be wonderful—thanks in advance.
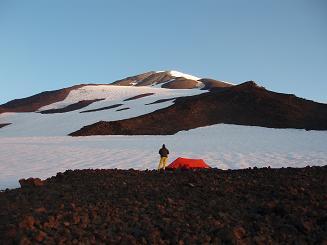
[0,0,326,104]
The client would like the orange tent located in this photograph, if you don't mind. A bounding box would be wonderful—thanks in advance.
[166,157,210,169]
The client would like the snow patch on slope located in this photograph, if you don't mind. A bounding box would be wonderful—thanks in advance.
[168,70,201,80]
[0,86,206,137]
[156,70,201,80]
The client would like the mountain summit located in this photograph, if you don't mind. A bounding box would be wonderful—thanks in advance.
[0,70,230,115]
[111,70,233,90]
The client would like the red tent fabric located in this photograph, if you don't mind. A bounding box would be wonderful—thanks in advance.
[166,157,210,169]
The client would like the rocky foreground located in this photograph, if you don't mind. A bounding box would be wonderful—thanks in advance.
[0,166,326,244]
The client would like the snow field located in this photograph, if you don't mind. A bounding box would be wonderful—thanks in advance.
[0,124,326,190]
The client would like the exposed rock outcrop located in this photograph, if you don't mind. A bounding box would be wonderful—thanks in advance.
[80,104,124,113]
[116,107,130,111]
[0,123,11,129]
[39,99,104,114]
[123,93,155,101]
[145,98,178,105]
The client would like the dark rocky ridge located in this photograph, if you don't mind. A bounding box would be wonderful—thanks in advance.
[123,93,155,101]
[80,104,124,113]
[39,99,104,114]
[0,166,326,244]
[116,107,130,112]
[145,98,178,105]
[70,81,327,136]
[0,85,86,114]
[0,123,11,129]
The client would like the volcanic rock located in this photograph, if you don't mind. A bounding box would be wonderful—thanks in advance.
[0,123,11,129]
[80,104,124,113]
[1,166,326,244]
[39,99,104,114]
[123,93,155,101]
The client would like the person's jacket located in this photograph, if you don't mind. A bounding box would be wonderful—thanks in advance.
[159,147,169,157]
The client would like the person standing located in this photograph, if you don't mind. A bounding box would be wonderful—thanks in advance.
[158,144,169,170]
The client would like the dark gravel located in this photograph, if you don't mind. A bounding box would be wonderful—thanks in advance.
[0,166,326,244]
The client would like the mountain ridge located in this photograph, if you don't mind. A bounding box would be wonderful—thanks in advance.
[1,71,326,137]
[0,71,231,114]
[70,81,327,136]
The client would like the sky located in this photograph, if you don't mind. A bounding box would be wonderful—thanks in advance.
[0,0,326,104]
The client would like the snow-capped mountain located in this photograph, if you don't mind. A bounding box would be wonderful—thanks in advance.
[0,70,233,136]
[111,70,233,89]
[0,70,326,137]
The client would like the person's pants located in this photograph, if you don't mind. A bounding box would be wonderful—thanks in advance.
[158,157,168,170]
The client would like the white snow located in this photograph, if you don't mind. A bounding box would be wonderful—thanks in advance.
[0,85,206,137]
[168,70,201,80]
[156,70,201,81]
[0,124,326,190]
[157,70,235,86]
